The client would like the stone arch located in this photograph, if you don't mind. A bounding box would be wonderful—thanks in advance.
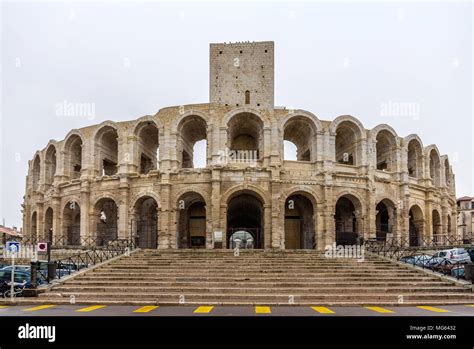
[31,153,41,191]
[334,192,364,245]
[426,145,441,186]
[432,208,442,236]
[371,125,398,172]
[63,131,83,180]
[222,107,269,128]
[93,122,119,176]
[226,189,265,249]
[405,134,424,178]
[375,198,396,241]
[129,191,161,213]
[176,114,208,169]
[282,188,318,249]
[172,110,210,132]
[93,196,119,246]
[44,206,54,242]
[221,184,270,208]
[31,211,38,239]
[131,195,159,249]
[331,115,365,166]
[441,155,451,188]
[176,191,207,248]
[134,120,160,174]
[281,113,319,162]
[226,110,264,163]
[44,143,58,186]
[408,204,424,246]
[62,200,81,245]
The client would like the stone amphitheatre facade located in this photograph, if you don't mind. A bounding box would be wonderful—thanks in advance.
[22,41,457,251]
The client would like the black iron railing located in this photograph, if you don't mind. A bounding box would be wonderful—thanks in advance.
[32,238,136,286]
[364,235,473,281]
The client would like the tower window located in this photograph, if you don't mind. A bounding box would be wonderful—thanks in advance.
[245,90,250,105]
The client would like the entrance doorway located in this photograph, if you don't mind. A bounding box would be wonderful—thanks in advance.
[227,193,263,249]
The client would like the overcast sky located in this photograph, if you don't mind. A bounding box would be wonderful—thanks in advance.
[1,0,472,229]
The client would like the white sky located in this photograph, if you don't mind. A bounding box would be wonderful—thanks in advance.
[1,0,473,229]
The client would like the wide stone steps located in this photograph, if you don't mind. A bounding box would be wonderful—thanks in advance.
[37,292,474,304]
[47,286,468,294]
[27,250,473,306]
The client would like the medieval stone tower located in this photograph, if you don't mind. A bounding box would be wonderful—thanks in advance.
[210,41,274,109]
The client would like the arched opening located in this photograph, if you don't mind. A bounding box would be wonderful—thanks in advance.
[429,149,441,186]
[375,199,395,241]
[227,192,263,249]
[31,211,37,240]
[283,116,315,162]
[64,135,83,180]
[335,121,360,166]
[227,112,262,163]
[132,196,158,249]
[44,207,53,243]
[44,145,57,186]
[432,209,442,243]
[407,139,423,178]
[444,159,451,187]
[63,201,81,245]
[283,141,297,161]
[94,198,118,246]
[447,214,452,235]
[335,195,362,245]
[284,194,315,249]
[32,155,41,191]
[96,126,119,176]
[136,122,159,174]
[245,90,250,105]
[178,115,207,169]
[376,130,397,171]
[409,205,424,246]
[176,192,206,248]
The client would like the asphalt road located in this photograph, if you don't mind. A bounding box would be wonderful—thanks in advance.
[0,304,473,316]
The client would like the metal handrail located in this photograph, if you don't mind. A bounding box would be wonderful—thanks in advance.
[32,238,136,286]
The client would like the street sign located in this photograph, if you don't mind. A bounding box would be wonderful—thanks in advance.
[37,242,48,252]
[6,241,20,254]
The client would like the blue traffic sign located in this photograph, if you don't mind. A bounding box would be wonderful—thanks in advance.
[6,241,21,253]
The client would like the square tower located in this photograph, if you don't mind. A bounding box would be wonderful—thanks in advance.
[210,41,274,109]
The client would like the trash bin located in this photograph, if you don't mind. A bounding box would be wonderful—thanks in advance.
[464,263,474,282]
[47,261,58,281]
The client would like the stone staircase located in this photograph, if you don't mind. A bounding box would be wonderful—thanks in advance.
[30,250,474,305]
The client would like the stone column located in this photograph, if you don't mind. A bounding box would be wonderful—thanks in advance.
[80,180,91,244]
[158,181,172,249]
[210,169,221,249]
[264,204,272,249]
[118,177,130,240]
[37,203,44,241]
[52,193,61,243]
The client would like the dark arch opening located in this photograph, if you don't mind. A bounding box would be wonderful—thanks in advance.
[132,196,158,249]
[227,193,263,249]
[284,194,315,249]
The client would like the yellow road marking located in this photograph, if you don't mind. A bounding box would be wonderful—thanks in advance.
[255,306,271,314]
[311,306,335,314]
[0,306,9,309]
[465,305,474,307]
[194,306,214,314]
[76,305,106,312]
[365,306,395,314]
[133,306,159,313]
[416,306,450,313]
[23,305,56,312]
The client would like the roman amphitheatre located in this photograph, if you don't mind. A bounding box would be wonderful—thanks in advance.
[23,41,457,252]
